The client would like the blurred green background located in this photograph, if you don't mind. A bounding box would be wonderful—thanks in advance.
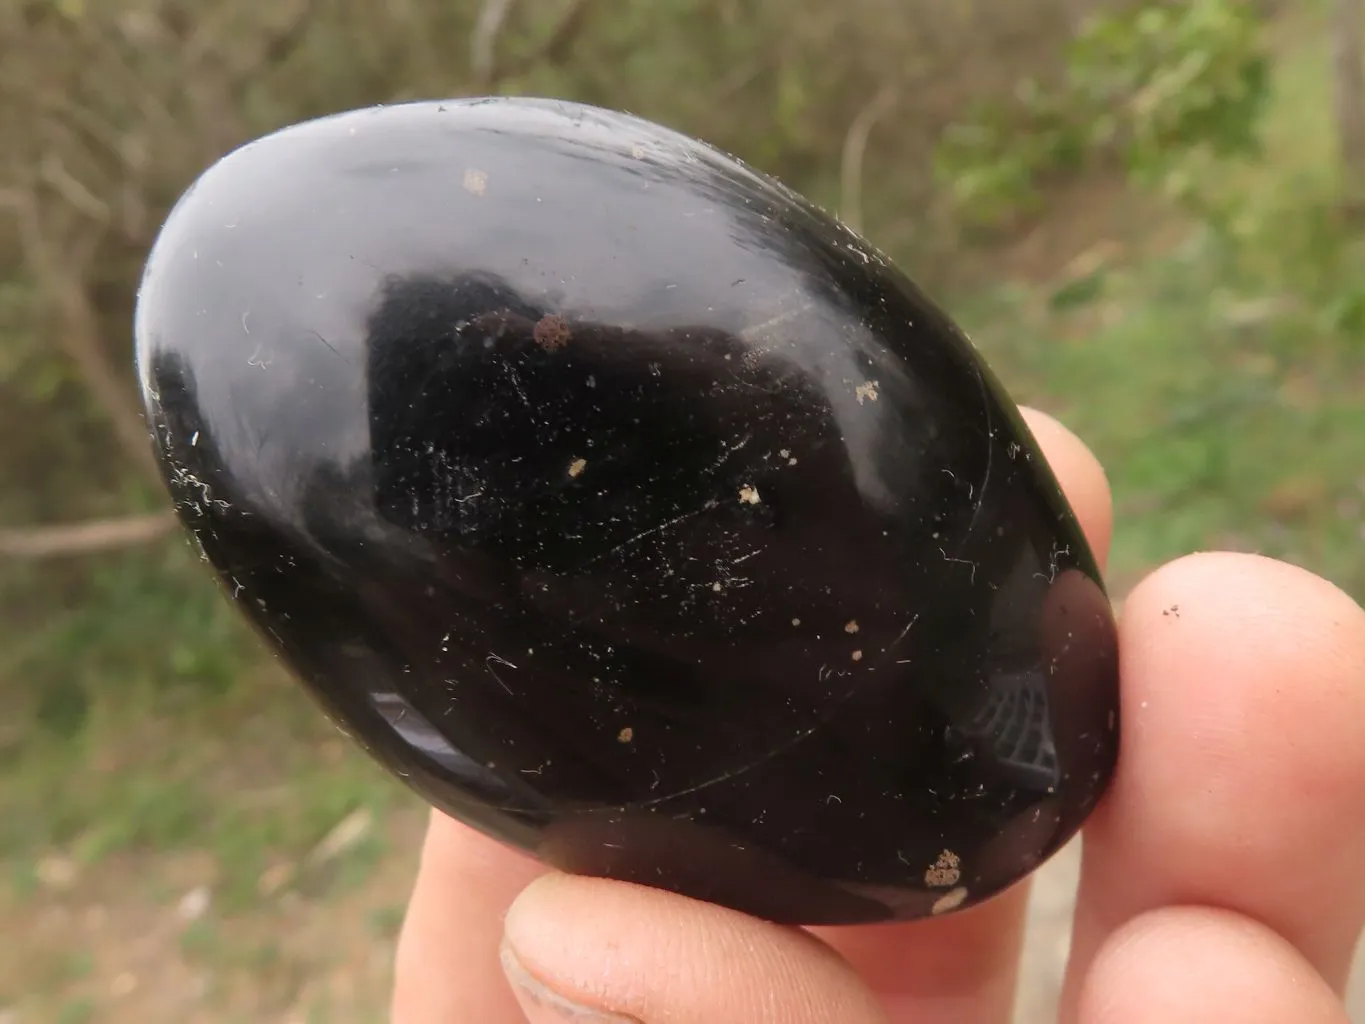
[1,1,1362,1021]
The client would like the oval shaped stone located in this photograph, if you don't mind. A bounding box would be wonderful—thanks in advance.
[134,98,1119,925]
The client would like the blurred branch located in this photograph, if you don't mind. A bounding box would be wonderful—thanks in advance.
[0,512,175,559]
[0,185,161,485]
[1333,0,1365,213]
[839,83,898,235]
[226,0,317,97]
[0,78,150,243]
[184,0,316,81]
[60,16,181,140]
[257,0,316,66]
[473,0,596,90]
[512,0,594,73]
[1,82,136,173]
[471,0,517,88]
[39,152,111,226]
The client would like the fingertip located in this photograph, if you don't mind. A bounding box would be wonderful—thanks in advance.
[500,934,642,1024]
[1115,552,1365,808]
[502,874,888,1024]
[1066,550,1365,1003]
[1019,406,1113,568]
[502,872,610,966]
[1114,551,1365,780]
[1124,550,1365,642]
[1078,906,1348,1023]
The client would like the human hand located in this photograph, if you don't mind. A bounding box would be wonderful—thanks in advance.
[391,408,1365,1023]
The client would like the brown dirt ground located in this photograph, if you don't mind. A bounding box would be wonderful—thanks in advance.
[9,827,1360,1022]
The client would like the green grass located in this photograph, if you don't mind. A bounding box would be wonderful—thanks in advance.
[0,539,411,903]
[965,249,1365,598]
[0,15,1361,1020]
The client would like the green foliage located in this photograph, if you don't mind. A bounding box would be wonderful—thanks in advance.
[938,0,1364,358]
[0,280,66,402]
[936,0,1271,224]
[1072,0,1270,185]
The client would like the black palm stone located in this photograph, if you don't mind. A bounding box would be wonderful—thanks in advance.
[134,98,1119,926]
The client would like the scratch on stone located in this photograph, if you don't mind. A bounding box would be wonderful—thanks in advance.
[309,329,343,358]
[887,613,919,652]
[939,548,978,585]
[591,501,718,563]
[485,653,516,694]
[970,362,994,517]
[710,434,751,470]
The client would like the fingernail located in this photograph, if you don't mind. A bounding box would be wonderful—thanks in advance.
[499,939,642,1023]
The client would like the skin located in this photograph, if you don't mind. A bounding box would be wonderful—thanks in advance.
[391,408,1365,1023]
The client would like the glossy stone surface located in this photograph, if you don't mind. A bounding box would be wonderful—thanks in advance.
[134,98,1119,925]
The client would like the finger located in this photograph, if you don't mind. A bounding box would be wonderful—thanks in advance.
[1062,553,1365,1019]
[392,810,545,1023]
[1077,906,1348,1023]
[1018,406,1114,571]
[807,404,1115,1023]
[501,873,889,1023]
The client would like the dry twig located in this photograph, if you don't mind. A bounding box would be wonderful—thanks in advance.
[839,83,898,235]
[0,184,160,484]
[0,512,176,559]
[472,0,596,90]
[471,0,518,88]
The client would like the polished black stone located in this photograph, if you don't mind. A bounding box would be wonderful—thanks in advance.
[134,98,1119,925]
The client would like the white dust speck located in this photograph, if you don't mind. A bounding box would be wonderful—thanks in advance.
[851,649,863,662]
[568,457,587,478]
[931,886,969,915]
[844,620,859,634]
[177,886,211,921]
[618,726,634,743]
[110,973,137,998]
[738,485,761,505]
[855,380,880,404]
[36,855,77,889]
